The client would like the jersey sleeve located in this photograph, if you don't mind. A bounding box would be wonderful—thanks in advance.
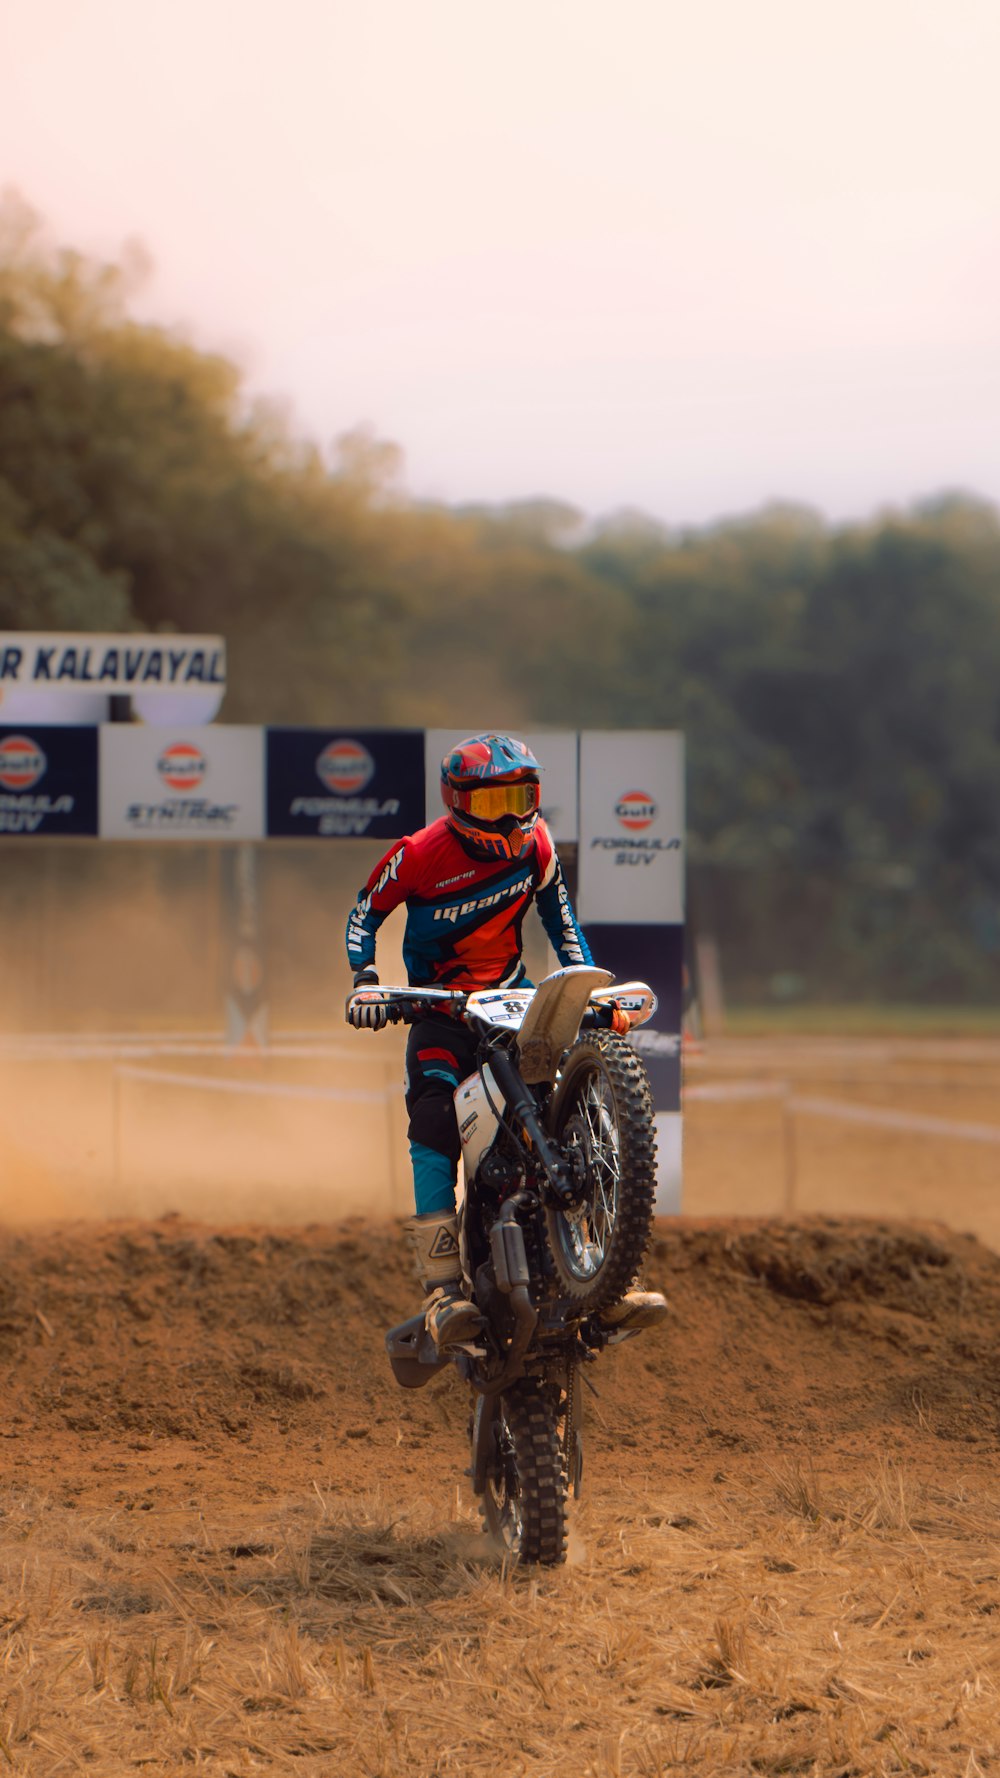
[345,839,410,975]
[535,829,594,968]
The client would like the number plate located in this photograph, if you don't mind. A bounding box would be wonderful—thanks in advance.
[466,989,534,1030]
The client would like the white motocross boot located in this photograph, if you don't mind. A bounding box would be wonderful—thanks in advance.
[600,1285,669,1332]
[404,1211,485,1350]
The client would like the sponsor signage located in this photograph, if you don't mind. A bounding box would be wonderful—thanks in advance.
[578,731,684,924]
[0,633,225,694]
[0,726,98,834]
[582,921,684,1110]
[99,725,263,839]
[424,729,579,843]
[266,728,426,838]
[581,918,684,1211]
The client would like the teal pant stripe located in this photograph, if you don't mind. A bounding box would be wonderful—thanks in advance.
[410,1141,457,1216]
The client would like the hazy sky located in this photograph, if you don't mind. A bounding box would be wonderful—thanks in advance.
[2,0,998,525]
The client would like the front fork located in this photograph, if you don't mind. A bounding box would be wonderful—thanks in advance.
[458,1046,585,1401]
[485,1044,581,1207]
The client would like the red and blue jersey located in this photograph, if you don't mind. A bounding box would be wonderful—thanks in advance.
[346,816,592,989]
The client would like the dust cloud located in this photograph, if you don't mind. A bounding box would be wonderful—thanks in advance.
[0,839,420,1223]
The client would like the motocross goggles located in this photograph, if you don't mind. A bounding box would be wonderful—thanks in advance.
[451,779,540,821]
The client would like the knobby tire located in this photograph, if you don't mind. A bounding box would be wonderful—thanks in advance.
[543,1031,657,1313]
[479,1379,568,1567]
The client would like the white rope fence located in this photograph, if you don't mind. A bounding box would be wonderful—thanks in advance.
[0,1036,357,1062]
[113,1064,390,1104]
[685,1079,1000,1143]
[684,1076,1000,1210]
[787,1093,1000,1147]
[105,1057,401,1203]
[3,1034,997,1220]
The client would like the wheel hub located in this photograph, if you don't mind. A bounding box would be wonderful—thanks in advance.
[558,1115,593,1211]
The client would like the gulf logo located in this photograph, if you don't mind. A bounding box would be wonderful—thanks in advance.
[615,789,657,831]
[0,734,46,791]
[157,742,207,793]
[316,739,375,796]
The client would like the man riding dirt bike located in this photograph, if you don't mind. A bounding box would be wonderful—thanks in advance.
[344,734,668,1565]
[345,732,667,1347]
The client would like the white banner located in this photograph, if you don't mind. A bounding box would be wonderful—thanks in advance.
[99,726,264,840]
[0,633,225,694]
[425,730,578,843]
[578,730,684,923]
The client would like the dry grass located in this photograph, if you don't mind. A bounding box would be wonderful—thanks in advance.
[3,1463,1000,1777]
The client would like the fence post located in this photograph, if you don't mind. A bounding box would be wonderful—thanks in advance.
[111,1064,122,1204]
[781,1085,798,1213]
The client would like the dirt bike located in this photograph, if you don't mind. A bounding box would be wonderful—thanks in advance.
[350,964,661,1567]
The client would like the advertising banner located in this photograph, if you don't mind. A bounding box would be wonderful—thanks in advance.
[0,726,98,835]
[99,725,264,840]
[582,919,684,1213]
[0,633,225,695]
[577,730,684,924]
[266,728,426,839]
[582,921,684,1111]
[425,729,579,843]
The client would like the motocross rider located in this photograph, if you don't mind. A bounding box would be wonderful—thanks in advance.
[345,732,667,1350]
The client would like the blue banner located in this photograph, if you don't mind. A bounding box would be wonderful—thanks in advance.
[266,728,427,839]
[581,921,684,1111]
[0,726,98,835]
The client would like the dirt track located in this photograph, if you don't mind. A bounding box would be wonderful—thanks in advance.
[4,1206,1000,1776]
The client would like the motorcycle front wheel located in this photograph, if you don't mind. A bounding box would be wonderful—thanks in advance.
[543,1031,657,1313]
[475,1379,568,1566]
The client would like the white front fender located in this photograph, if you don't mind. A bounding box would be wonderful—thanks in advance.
[515,965,613,1084]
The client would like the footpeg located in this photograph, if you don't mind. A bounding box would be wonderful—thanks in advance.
[385,1315,450,1388]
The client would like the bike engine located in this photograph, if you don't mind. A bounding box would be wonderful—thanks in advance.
[479,1144,522,1195]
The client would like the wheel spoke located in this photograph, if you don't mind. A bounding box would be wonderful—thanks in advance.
[543,1032,657,1314]
[555,1065,622,1276]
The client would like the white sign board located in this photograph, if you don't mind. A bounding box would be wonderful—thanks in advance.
[0,634,225,694]
[578,730,684,923]
[99,725,264,840]
[425,730,578,843]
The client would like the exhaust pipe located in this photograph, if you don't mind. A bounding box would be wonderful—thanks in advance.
[476,1211,537,1396]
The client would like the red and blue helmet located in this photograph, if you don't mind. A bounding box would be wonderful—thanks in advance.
[441,733,542,860]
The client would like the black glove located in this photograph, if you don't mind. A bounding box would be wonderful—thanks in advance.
[346,968,388,1030]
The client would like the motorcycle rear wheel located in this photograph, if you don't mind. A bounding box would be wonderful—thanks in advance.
[477,1380,567,1566]
[543,1031,657,1313]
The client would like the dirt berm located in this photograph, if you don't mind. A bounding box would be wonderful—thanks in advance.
[1,1216,996,1479]
[3,1212,999,1501]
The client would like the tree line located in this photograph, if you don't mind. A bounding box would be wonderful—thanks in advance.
[3,193,999,1003]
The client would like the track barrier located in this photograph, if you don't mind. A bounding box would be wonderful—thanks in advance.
[3,1035,998,1222]
[684,1076,1000,1211]
[113,1064,390,1104]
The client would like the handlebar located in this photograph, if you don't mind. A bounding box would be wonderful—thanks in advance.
[382,999,419,1027]
[346,985,468,1028]
[346,975,657,1032]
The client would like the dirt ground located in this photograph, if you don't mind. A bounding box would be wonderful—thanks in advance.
[3,1036,1000,1776]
